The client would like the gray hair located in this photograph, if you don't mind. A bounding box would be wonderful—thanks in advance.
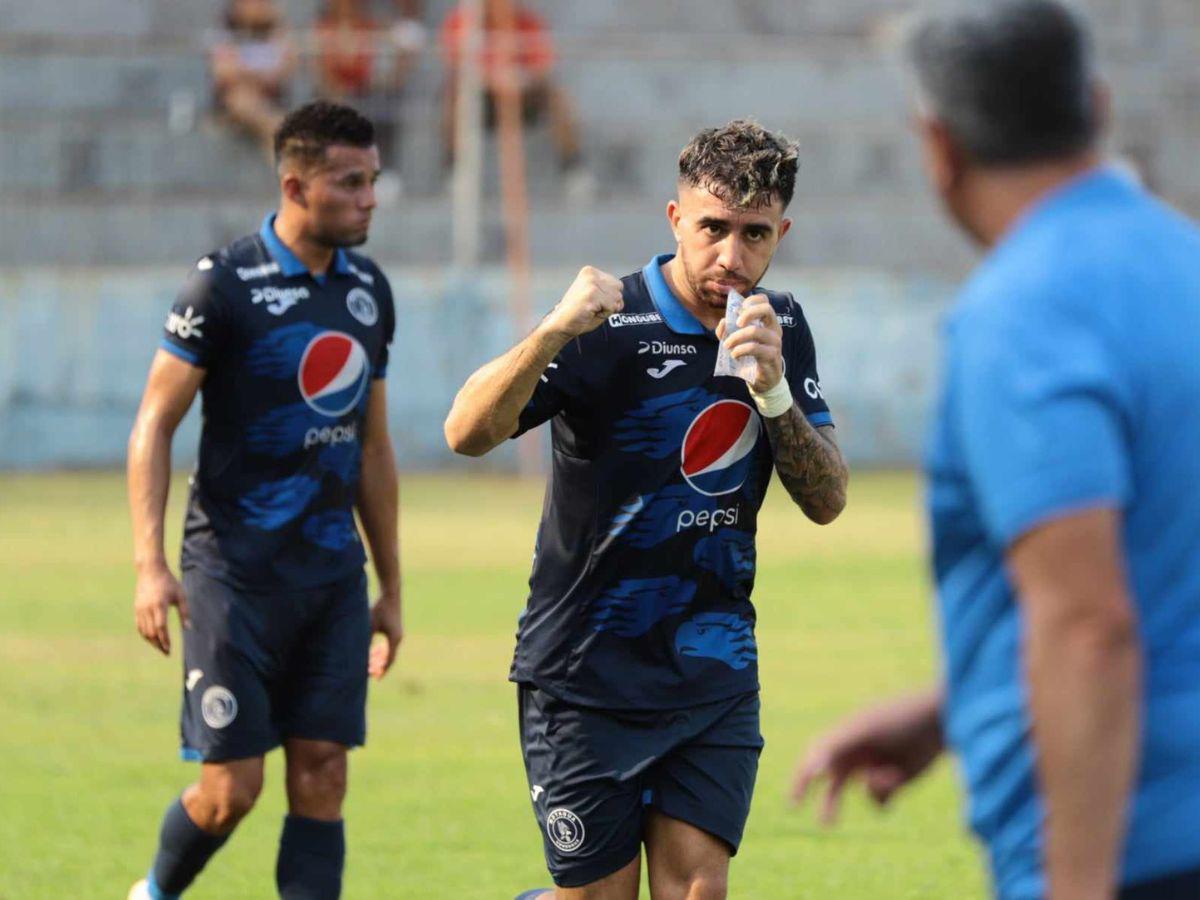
[907,0,1099,165]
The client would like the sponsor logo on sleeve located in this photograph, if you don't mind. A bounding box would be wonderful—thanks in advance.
[165,306,205,340]
[804,378,823,399]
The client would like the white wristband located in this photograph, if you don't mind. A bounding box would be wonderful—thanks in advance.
[749,377,793,418]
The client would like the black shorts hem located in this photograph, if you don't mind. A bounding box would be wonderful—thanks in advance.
[181,739,279,764]
[277,728,365,749]
[650,800,743,857]
[551,849,641,889]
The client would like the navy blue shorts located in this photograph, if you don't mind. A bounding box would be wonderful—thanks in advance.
[518,685,763,888]
[1120,866,1200,899]
[179,567,371,763]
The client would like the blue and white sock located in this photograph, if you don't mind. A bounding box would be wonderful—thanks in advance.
[148,798,229,897]
[276,815,345,900]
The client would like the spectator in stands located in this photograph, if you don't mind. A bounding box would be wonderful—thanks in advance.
[440,0,592,200]
[313,0,423,102]
[210,0,298,158]
[313,0,425,183]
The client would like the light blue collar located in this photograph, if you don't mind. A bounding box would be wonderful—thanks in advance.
[642,253,708,336]
[259,213,351,280]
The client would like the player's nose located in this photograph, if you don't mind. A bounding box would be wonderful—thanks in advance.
[716,235,744,273]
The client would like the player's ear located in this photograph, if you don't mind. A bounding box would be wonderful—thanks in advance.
[916,114,963,196]
[777,217,793,241]
[666,199,682,243]
[280,169,308,208]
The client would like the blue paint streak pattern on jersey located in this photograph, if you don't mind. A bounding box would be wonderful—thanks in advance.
[590,577,698,638]
[694,530,756,592]
[613,388,720,458]
[239,475,322,530]
[302,510,358,551]
[611,486,716,550]
[245,403,328,457]
[674,613,756,670]
[245,322,322,378]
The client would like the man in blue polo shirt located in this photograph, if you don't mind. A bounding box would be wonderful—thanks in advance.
[793,3,1200,898]
[126,101,401,899]
[446,120,848,899]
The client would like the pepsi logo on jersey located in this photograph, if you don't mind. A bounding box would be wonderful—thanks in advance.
[680,400,761,496]
[298,332,371,418]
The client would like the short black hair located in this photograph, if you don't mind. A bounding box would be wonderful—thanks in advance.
[907,0,1099,166]
[678,119,799,210]
[274,101,376,170]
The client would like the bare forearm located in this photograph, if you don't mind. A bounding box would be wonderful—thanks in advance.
[127,417,174,571]
[445,324,571,456]
[763,405,848,524]
[356,442,401,597]
[1028,621,1140,900]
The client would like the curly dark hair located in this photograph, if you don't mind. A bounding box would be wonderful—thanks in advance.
[274,100,375,169]
[677,119,800,209]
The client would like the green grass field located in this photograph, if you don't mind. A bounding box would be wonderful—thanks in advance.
[0,470,986,899]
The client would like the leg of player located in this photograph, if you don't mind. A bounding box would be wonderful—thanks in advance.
[519,856,641,900]
[643,811,731,900]
[277,738,350,900]
[135,758,265,899]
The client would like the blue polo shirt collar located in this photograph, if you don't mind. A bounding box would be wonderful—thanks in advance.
[642,254,708,336]
[259,213,351,280]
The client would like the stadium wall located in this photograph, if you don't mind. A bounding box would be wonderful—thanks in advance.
[0,265,951,471]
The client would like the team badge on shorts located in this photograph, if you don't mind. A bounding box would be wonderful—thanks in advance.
[346,288,378,326]
[545,808,585,854]
[201,686,238,729]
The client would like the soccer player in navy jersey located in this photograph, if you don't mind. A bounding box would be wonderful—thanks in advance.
[126,101,401,900]
[446,120,849,899]
[794,3,1200,899]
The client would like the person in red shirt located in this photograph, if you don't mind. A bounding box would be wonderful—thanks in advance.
[440,0,589,194]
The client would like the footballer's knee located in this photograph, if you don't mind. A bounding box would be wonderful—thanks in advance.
[189,760,265,834]
[285,741,348,819]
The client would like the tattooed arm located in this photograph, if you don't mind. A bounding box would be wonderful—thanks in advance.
[763,410,848,524]
[721,293,848,525]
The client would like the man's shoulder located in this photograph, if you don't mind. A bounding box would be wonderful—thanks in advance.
[341,249,389,290]
[198,234,276,285]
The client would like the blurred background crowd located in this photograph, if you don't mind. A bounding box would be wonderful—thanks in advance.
[1,0,1198,472]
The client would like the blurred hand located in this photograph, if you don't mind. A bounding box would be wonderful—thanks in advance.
[792,689,946,825]
[541,266,625,340]
[368,594,403,680]
[717,293,783,394]
[134,564,190,655]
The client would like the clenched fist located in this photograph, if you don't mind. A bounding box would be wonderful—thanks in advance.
[541,266,625,340]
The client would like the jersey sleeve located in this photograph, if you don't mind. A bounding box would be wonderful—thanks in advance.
[780,295,833,427]
[160,259,231,369]
[374,271,396,379]
[951,302,1132,546]
[511,336,586,439]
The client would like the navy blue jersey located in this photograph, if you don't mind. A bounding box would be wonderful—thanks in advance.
[509,254,832,710]
[160,214,395,590]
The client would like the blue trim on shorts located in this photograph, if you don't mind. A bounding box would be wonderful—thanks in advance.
[180,746,204,762]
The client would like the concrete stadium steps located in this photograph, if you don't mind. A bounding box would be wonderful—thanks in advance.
[0,191,973,274]
[0,119,268,194]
